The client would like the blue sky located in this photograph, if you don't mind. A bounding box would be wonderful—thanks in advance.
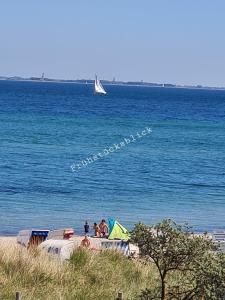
[1,0,225,86]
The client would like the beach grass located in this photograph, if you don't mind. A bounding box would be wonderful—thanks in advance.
[0,242,157,300]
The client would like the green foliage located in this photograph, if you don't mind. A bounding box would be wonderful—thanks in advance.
[131,219,225,300]
[0,244,154,300]
[189,252,225,300]
[1,219,225,300]
[70,248,89,268]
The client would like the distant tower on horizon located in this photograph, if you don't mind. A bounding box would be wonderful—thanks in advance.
[41,72,45,80]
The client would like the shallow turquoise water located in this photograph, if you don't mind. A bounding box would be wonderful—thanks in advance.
[0,80,225,234]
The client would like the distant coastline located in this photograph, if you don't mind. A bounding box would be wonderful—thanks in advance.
[1,75,225,91]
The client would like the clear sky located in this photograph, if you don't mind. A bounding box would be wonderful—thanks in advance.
[1,0,225,86]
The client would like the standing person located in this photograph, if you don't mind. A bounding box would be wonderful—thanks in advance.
[84,221,89,235]
[99,219,109,238]
[93,222,100,237]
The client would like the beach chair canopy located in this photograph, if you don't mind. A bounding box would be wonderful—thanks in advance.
[108,218,130,241]
[17,229,49,247]
[39,239,75,260]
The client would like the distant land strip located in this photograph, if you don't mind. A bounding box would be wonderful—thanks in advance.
[0,75,224,90]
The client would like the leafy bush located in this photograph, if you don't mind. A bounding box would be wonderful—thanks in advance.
[131,219,225,300]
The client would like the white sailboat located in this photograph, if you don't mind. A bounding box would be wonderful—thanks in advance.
[94,75,107,95]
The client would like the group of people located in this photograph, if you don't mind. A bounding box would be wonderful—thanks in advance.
[84,219,109,238]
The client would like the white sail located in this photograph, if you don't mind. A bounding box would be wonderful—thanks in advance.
[94,76,106,94]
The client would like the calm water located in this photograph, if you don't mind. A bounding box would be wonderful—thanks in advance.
[0,80,225,235]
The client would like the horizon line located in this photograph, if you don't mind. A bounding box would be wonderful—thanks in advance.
[0,74,225,90]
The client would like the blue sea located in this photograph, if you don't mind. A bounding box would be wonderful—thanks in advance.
[0,80,225,235]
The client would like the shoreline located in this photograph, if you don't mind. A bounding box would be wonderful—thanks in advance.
[0,227,224,238]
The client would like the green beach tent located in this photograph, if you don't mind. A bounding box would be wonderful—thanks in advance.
[108,218,130,241]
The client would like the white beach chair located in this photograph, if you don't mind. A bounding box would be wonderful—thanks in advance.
[212,230,225,252]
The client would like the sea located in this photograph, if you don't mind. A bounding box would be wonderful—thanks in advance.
[0,80,225,235]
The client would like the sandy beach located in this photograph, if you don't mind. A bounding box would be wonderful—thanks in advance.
[0,235,119,249]
[0,236,17,246]
[0,235,127,250]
